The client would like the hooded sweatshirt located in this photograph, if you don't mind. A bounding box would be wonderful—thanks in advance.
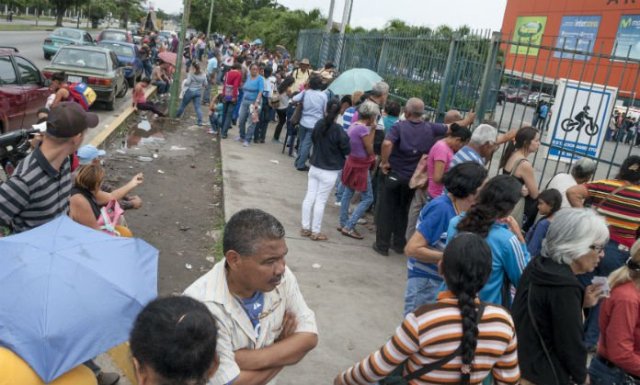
[511,256,587,385]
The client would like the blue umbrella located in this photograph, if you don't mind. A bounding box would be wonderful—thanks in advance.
[327,68,383,96]
[252,38,263,46]
[0,216,158,382]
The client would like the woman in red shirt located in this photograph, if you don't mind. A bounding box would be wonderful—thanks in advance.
[589,238,640,384]
[220,62,242,139]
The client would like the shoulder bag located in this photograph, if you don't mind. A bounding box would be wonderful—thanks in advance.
[380,303,486,385]
[290,92,305,126]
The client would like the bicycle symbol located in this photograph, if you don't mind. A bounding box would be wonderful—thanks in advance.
[560,106,599,136]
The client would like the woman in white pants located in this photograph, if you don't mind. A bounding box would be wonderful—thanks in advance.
[301,99,351,240]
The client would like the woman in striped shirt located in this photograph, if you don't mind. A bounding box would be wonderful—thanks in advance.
[334,233,520,385]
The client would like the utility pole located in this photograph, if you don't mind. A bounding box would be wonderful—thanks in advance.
[319,0,335,66]
[169,0,192,117]
[334,0,353,70]
[206,0,214,39]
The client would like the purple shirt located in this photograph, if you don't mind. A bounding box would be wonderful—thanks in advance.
[347,123,370,158]
[386,120,447,181]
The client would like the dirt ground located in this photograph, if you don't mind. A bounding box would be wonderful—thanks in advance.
[103,105,224,296]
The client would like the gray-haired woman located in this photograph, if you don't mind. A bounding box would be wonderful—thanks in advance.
[512,208,610,385]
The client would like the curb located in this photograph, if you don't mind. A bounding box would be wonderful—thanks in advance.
[89,85,157,148]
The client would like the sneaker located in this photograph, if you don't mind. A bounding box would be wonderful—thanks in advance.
[234,136,242,142]
[357,218,368,225]
[334,201,341,207]
[243,141,250,147]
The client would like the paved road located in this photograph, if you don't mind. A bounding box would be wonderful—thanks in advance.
[0,30,134,144]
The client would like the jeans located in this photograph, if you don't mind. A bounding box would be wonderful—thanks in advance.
[203,77,212,104]
[233,90,243,122]
[579,240,629,348]
[154,80,168,94]
[340,173,374,230]
[176,89,203,125]
[142,59,152,78]
[589,356,631,385]
[209,112,220,132]
[375,172,415,252]
[403,276,442,316]
[295,125,314,169]
[220,100,236,137]
[301,166,340,234]
[238,99,259,142]
[334,170,345,203]
[237,98,253,140]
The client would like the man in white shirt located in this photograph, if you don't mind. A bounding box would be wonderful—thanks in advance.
[185,209,318,385]
[546,157,596,208]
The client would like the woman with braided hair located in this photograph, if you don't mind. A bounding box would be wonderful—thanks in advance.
[334,233,520,385]
[448,175,531,307]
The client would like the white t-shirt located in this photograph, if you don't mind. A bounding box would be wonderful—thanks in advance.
[546,173,576,208]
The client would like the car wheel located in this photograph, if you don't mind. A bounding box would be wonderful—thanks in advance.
[44,52,51,60]
[116,80,128,98]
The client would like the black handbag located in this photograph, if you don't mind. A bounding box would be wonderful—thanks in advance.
[380,303,486,385]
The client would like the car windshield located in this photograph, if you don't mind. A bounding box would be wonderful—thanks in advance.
[100,43,134,57]
[53,48,107,71]
[52,28,82,40]
[101,31,127,41]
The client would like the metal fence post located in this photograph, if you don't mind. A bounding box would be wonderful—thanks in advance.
[436,36,459,122]
[476,31,502,125]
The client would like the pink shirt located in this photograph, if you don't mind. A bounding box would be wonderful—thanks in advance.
[426,139,454,198]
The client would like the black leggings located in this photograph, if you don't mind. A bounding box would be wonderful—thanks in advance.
[136,102,165,117]
[273,109,287,140]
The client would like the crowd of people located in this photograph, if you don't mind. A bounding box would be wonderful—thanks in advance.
[1,30,640,385]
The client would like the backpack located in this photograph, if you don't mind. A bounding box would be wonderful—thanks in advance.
[67,82,96,111]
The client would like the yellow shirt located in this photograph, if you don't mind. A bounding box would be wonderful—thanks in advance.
[0,348,97,385]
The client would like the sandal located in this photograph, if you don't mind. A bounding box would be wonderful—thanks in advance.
[300,229,312,237]
[341,228,364,240]
[310,233,328,241]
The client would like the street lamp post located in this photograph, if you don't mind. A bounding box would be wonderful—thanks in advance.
[169,0,192,117]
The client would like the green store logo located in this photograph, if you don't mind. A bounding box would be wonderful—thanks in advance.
[518,21,543,38]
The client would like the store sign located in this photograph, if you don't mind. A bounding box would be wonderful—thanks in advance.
[554,16,601,60]
[511,16,547,56]
[549,79,617,162]
[612,14,640,60]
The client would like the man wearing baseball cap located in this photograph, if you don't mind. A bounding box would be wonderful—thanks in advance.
[0,102,98,235]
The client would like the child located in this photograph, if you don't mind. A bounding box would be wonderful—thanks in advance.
[525,188,563,256]
[208,93,224,134]
[132,78,165,117]
[383,100,401,134]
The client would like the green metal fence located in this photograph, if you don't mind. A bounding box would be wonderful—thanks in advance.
[296,29,493,121]
[295,28,640,184]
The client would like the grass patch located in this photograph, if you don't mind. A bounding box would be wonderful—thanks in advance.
[0,24,54,31]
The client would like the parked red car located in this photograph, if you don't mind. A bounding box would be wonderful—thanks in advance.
[0,47,50,133]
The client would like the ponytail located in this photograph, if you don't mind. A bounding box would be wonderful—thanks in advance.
[499,126,539,169]
[441,233,492,385]
[457,175,522,237]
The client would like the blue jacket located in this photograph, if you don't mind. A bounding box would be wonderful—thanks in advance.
[447,215,531,306]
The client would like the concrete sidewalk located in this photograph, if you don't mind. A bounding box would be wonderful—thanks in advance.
[220,126,407,384]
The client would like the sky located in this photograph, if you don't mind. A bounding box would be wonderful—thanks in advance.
[150,0,509,31]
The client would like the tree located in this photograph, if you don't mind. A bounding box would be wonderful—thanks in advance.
[49,0,80,26]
